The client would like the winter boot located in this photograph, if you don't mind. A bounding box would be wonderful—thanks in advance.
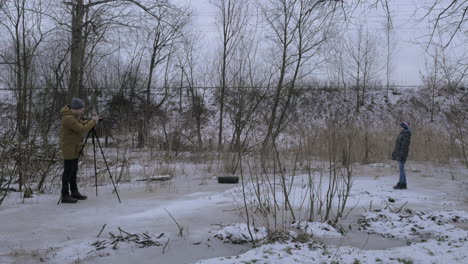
[71,191,87,200]
[400,183,407,189]
[393,182,403,190]
[61,194,78,203]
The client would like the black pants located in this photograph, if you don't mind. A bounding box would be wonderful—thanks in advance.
[62,159,79,195]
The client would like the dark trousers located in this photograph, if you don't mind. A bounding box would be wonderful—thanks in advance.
[62,159,79,195]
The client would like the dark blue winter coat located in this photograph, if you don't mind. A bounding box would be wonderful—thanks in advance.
[392,128,412,162]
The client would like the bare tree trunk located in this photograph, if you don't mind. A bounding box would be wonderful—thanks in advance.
[69,0,85,101]
[218,45,226,148]
[262,0,289,148]
[212,0,249,149]
[383,0,393,101]
[355,76,360,113]
[140,31,161,148]
[66,0,184,101]
[430,52,439,122]
[180,34,204,150]
[12,0,26,192]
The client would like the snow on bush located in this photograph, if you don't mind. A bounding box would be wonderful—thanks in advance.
[291,221,342,238]
[358,209,468,242]
[214,224,268,244]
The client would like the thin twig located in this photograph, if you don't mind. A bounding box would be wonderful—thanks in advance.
[97,224,107,238]
[331,227,348,262]
[164,208,183,237]
[344,198,360,219]
[118,226,132,236]
[362,233,370,249]
[163,238,170,254]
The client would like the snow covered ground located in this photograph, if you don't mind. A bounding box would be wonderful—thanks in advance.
[0,161,467,264]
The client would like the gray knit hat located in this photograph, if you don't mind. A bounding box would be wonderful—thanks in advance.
[70,97,85,110]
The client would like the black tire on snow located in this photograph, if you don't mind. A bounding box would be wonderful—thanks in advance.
[217,176,239,184]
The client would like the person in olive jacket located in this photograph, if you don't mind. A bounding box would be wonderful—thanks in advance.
[392,122,412,190]
[59,98,99,203]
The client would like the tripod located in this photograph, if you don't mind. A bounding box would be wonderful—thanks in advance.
[57,127,121,204]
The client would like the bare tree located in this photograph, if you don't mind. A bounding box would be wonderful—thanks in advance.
[343,26,380,112]
[0,0,52,138]
[227,48,268,152]
[326,37,348,101]
[437,51,468,168]
[56,1,190,147]
[421,47,442,122]
[138,5,191,147]
[261,0,339,148]
[211,0,250,149]
[366,0,397,101]
[0,0,52,192]
[63,0,177,101]
[381,0,395,101]
[421,0,467,48]
[210,4,269,153]
[178,33,207,150]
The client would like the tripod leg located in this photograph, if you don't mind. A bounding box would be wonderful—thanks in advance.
[78,129,92,159]
[93,128,121,203]
[92,130,98,196]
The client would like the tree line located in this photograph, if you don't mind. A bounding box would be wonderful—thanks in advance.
[0,0,466,195]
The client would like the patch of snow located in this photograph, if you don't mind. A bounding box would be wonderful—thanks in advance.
[358,209,468,242]
[196,239,468,264]
[214,224,268,244]
[291,221,342,239]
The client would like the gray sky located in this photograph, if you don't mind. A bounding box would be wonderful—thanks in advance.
[188,0,466,86]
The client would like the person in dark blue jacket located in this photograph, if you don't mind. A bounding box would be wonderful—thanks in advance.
[392,122,412,189]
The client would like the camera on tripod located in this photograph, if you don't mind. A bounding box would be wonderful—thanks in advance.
[85,114,105,123]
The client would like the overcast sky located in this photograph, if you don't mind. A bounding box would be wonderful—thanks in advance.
[187,0,466,86]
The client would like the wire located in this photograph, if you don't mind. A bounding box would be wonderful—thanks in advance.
[0,85,422,92]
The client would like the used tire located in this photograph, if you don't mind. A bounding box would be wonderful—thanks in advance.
[217,176,239,184]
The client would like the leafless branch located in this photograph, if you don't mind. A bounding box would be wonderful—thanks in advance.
[164,208,184,237]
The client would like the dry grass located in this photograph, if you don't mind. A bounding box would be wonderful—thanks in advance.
[286,125,463,167]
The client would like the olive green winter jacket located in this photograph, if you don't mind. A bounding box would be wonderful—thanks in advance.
[60,105,96,160]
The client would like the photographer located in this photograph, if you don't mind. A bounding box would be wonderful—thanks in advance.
[59,98,99,203]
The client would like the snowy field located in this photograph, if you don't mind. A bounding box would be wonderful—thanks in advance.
[0,161,467,264]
